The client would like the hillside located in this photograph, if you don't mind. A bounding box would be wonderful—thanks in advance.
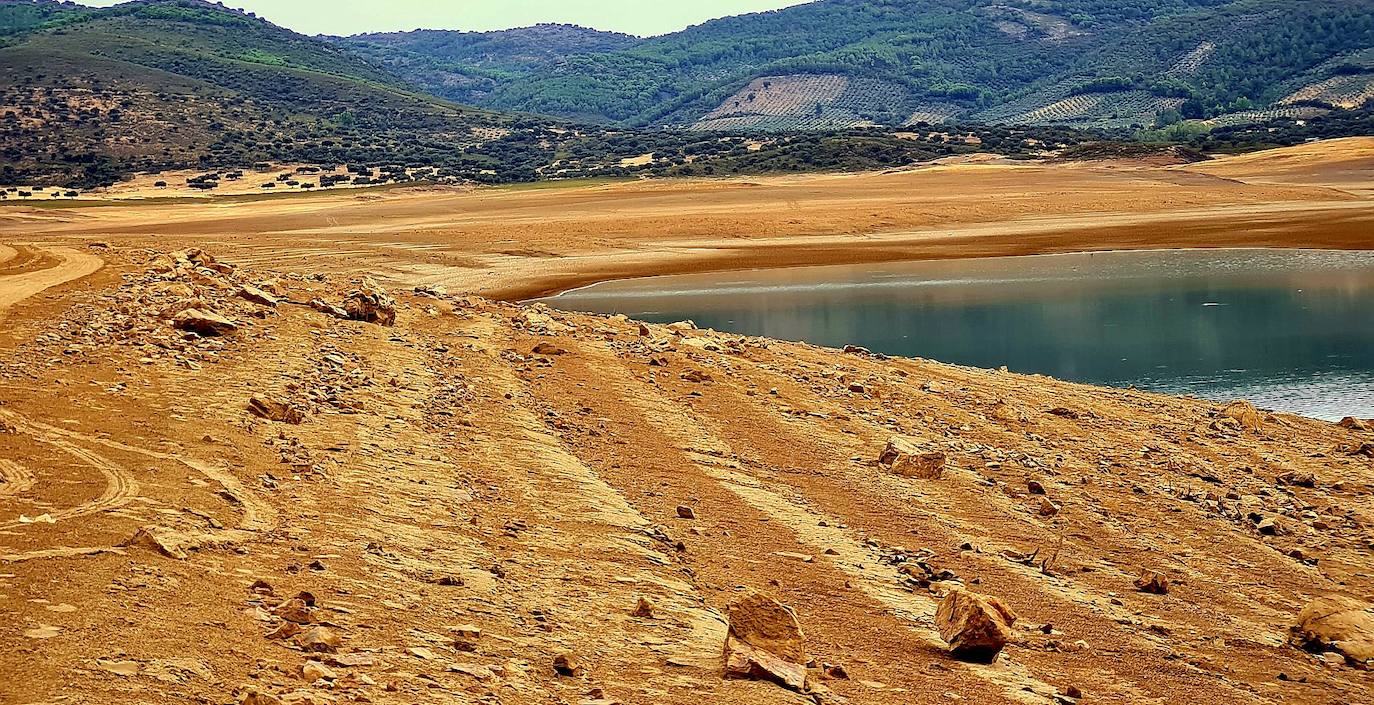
[0,0,564,187]
[338,24,638,108]
[2,142,1373,705]
[0,0,1113,190]
[2,0,1370,191]
[356,0,1374,131]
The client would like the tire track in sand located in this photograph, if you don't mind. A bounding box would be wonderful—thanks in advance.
[0,435,139,531]
[0,459,35,497]
[0,409,277,562]
[0,244,103,314]
[555,333,1067,705]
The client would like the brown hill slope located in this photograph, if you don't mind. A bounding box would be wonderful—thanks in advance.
[0,242,1372,705]
[1,140,1372,704]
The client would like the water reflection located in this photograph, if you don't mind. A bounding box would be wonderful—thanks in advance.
[541,249,1374,420]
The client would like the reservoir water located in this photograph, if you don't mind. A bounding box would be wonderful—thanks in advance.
[539,249,1374,421]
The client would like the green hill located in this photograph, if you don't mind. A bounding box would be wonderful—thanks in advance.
[2,0,1368,190]
[0,0,559,187]
[339,24,638,108]
[357,0,1374,130]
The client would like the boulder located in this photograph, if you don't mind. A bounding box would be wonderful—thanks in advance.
[1291,596,1374,667]
[300,661,335,684]
[272,598,314,624]
[532,342,567,356]
[1134,570,1170,595]
[935,590,1017,663]
[723,590,808,691]
[413,283,448,298]
[171,308,237,336]
[1221,400,1263,432]
[1276,470,1317,488]
[240,688,283,705]
[878,436,945,479]
[248,397,304,425]
[452,624,482,651]
[296,626,341,653]
[265,621,302,640]
[552,652,583,677]
[238,285,280,307]
[125,526,187,559]
[1337,417,1370,431]
[342,278,397,326]
[308,299,348,319]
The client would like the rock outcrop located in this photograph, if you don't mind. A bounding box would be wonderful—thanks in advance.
[878,435,946,479]
[723,590,808,691]
[171,308,238,336]
[342,278,397,326]
[1292,596,1374,667]
[935,589,1017,663]
[248,396,304,425]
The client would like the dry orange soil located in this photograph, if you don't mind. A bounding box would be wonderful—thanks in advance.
[0,139,1372,705]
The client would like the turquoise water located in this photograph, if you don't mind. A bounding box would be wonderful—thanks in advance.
[539,249,1374,420]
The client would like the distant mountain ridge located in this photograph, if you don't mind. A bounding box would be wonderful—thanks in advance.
[336,23,638,109]
[1,0,1370,189]
[341,0,1374,130]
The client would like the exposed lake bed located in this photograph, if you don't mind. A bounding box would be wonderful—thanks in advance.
[542,248,1374,420]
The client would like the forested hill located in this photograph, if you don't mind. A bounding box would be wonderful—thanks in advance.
[337,24,637,108]
[0,0,1118,190]
[347,0,1374,131]
[0,0,561,187]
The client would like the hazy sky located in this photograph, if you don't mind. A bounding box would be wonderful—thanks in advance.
[78,1,814,36]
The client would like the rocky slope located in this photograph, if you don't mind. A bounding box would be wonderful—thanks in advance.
[1,241,1372,705]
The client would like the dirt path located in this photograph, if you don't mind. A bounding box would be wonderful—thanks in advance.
[0,244,103,313]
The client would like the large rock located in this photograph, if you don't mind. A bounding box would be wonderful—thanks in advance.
[343,278,397,326]
[1292,596,1374,667]
[248,397,304,425]
[723,590,808,691]
[171,308,237,336]
[935,589,1017,663]
[1221,400,1263,432]
[296,626,341,653]
[1134,570,1170,594]
[238,285,279,307]
[1337,416,1370,431]
[878,436,946,479]
[125,526,187,559]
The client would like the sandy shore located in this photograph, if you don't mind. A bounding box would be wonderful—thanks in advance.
[2,138,1371,301]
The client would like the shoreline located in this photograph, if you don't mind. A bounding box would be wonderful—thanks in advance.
[537,244,1374,300]
[487,200,1374,300]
